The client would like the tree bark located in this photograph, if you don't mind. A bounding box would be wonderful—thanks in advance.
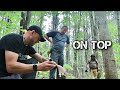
[20,11,31,35]
[95,11,118,79]
[66,13,70,64]
[116,11,120,44]
[52,12,59,31]
[73,27,79,78]
[26,11,31,29]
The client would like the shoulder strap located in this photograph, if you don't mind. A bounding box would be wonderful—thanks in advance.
[95,59,98,64]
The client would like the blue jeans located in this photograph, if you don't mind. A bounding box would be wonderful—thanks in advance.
[49,50,64,79]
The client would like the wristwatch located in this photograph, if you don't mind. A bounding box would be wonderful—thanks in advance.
[33,64,37,71]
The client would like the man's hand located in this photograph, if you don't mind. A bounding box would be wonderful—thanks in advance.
[48,60,68,78]
[46,59,68,78]
[30,53,48,63]
[37,61,56,71]
[56,65,68,78]
[44,34,53,45]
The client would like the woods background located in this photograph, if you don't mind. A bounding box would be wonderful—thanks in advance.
[0,11,120,79]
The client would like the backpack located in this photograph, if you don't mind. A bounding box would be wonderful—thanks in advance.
[89,60,98,69]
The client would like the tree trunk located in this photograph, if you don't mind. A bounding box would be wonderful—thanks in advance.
[83,25,90,78]
[95,11,118,79]
[20,12,26,35]
[37,12,45,54]
[73,28,79,78]
[25,11,31,29]
[39,13,44,28]
[20,11,31,35]
[89,11,103,69]
[83,14,89,64]
[52,13,59,31]
[77,11,83,78]
[65,13,70,64]
[116,11,120,44]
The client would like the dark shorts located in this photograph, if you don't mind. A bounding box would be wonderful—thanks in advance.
[0,74,21,79]
[20,58,38,79]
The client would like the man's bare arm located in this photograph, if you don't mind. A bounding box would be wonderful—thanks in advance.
[5,51,56,74]
[5,50,34,74]
[30,53,48,63]
[44,34,53,44]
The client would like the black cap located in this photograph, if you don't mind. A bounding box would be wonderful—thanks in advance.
[27,25,46,42]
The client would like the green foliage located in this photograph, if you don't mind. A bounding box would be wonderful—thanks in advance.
[112,43,120,54]
[116,61,120,64]
[112,43,120,61]
[108,21,118,40]
[37,71,49,79]
[67,74,76,79]
[0,11,21,37]
[33,42,50,58]
[0,11,119,79]
[108,20,120,67]
[51,11,59,15]
[117,69,120,79]
[21,29,27,33]
[70,11,80,28]
[64,64,73,71]
[76,31,84,40]
[63,64,77,79]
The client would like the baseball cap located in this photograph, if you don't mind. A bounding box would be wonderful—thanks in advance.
[27,25,46,42]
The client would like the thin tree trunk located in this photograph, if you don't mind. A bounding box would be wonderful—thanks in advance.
[26,11,31,28]
[38,12,45,54]
[66,13,70,64]
[78,11,85,79]
[89,11,102,68]
[73,27,79,78]
[20,11,31,35]
[39,13,44,28]
[52,13,59,31]
[20,12,25,35]
[116,11,120,44]
[83,25,89,78]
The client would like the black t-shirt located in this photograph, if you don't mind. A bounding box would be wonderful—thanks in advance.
[0,33,36,77]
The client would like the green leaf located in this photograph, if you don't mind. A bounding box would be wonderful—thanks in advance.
[64,64,73,70]
[116,61,120,65]
[21,29,27,33]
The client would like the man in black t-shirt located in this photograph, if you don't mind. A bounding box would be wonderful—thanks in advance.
[0,25,57,79]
